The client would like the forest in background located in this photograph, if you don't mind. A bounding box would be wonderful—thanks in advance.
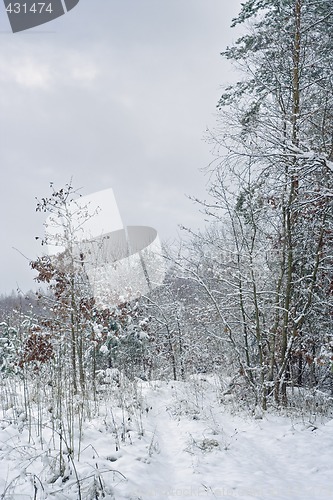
[1,0,333,458]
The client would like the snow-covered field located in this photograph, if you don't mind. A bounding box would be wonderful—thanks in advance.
[1,375,333,499]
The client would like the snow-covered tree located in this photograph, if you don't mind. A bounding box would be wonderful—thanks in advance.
[198,0,333,406]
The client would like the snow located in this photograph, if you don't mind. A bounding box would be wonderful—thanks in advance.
[1,376,333,499]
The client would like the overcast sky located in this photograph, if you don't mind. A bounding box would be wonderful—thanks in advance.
[0,0,242,295]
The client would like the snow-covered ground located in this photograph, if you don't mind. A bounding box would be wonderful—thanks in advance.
[1,375,333,499]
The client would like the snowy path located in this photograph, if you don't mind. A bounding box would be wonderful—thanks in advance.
[143,388,200,499]
[116,378,333,500]
[1,377,333,499]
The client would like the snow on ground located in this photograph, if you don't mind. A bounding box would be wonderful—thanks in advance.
[0,375,333,499]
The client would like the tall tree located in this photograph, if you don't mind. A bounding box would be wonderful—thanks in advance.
[203,0,333,406]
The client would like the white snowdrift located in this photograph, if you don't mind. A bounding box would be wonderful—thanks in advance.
[0,376,332,499]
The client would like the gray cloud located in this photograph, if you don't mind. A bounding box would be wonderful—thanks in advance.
[0,0,241,294]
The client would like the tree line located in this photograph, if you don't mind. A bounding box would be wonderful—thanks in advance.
[1,0,333,415]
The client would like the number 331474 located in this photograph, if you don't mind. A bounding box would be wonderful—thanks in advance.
[6,3,53,14]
